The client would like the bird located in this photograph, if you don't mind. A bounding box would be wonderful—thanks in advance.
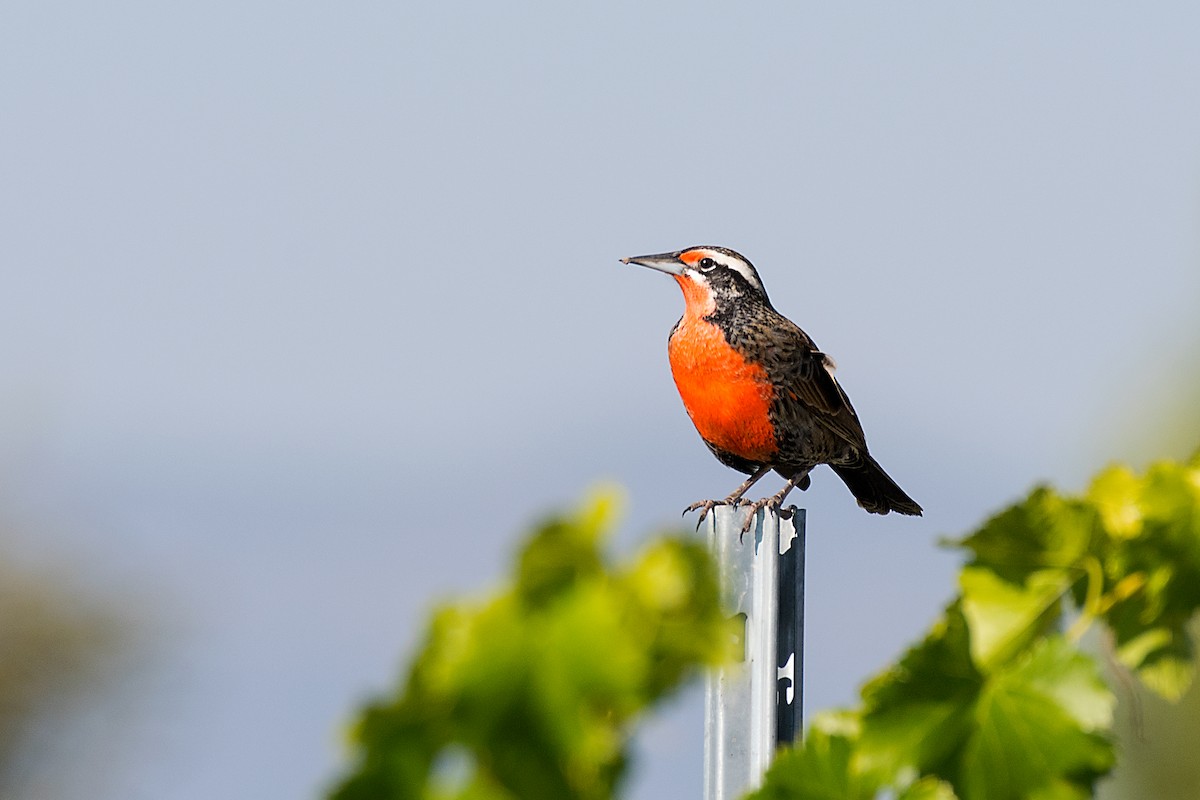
[622,245,921,535]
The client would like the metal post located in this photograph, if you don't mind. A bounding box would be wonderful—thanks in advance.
[701,505,805,800]
[775,507,805,745]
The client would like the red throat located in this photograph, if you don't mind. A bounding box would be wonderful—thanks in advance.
[673,274,714,316]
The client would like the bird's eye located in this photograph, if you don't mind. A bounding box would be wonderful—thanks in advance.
[698,257,717,271]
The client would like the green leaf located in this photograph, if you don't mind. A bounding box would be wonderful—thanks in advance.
[954,488,1098,584]
[515,491,616,608]
[959,567,1067,671]
[898,776,960,800]
[1087,464,1144,539]
[855,614,1113,800]
[957,637,1114,800]
[958,457,1200,700]
[745,713,878,800]
[1118,626,1194,701]
[1093,458,1200,699]
[857,603,981,781]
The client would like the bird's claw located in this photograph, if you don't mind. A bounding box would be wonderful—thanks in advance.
[683,497,749,530]
[683,499,720,530]
[738,498,781,542]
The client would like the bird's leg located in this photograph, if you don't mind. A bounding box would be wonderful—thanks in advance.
[684,464,773,526]
[740,469,811,539]
[724,465,775,505]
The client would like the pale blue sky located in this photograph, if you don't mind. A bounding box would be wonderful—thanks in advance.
[2,3,1199,798]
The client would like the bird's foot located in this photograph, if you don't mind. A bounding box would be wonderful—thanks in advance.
[683,498,722,528]
[738,496,781,541]
[736,472,809,539]
[683,496,750,529]
[738,483,805,540]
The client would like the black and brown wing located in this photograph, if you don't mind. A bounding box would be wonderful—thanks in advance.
[755,315,869,466]
[757,314,923,515]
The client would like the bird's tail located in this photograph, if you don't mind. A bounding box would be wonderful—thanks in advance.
[831,455,922,516]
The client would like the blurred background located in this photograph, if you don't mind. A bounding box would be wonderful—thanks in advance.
[2,2,1198,798]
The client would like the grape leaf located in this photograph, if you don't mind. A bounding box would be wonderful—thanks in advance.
[957,637,1113,800]
[857,603,980,781]
[955,488,1098,584]
[959,567,1066,671]
[1091,459,1200,699]
[744,713,877,800]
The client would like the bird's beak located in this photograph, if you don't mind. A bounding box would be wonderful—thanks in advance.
[620,251,684,276]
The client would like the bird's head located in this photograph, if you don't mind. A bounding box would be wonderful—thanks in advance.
[621,246,772,312]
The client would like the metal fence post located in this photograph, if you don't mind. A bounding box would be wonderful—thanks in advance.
[701,505,806,800]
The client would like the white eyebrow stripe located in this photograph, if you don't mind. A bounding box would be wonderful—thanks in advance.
[703,250,764,293]
[728,261,762,290]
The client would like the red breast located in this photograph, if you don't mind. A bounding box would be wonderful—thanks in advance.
[667,273,778,463]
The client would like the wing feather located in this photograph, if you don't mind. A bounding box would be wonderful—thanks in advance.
[763,318,868,451]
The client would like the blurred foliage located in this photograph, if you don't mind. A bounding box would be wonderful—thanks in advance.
[750,451,1200,800]
[332,454,1200,800]
[0,546,128,797]
[329,489,728,800]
